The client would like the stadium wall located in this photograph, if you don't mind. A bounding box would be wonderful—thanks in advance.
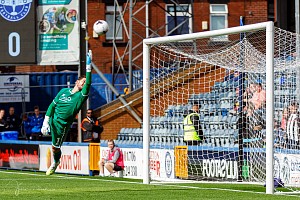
[86,0,269,74]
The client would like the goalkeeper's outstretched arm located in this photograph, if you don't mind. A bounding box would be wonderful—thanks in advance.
[81,51,92,96]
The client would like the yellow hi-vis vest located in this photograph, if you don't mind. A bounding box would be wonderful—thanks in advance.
[183,113,201,141]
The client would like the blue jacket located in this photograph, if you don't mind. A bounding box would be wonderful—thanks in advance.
[29,114,44,133]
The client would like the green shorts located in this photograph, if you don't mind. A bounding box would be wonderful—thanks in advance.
[50,118,71,148]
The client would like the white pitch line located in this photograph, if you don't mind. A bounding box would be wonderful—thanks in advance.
[0,170,299,198]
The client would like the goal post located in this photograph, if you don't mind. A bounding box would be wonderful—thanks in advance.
[143,22,275,193]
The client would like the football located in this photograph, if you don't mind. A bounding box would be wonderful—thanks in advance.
[93,20,109,35]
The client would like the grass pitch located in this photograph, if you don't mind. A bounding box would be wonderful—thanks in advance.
[0,169,300,200]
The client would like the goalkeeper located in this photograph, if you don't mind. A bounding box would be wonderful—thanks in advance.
[41,52,92,176]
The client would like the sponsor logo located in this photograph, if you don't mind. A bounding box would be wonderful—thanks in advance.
[202,159,238,179]
[150,150,160,176]
[4,77,22,92]
[282,157,290,184]
[165,152,172,178]
[59,94,72,102]
[0,0,33,22]
[274,156,280,178]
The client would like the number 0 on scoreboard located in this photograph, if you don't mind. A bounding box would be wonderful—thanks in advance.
[0,1,36,65]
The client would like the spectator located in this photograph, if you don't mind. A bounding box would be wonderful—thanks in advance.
[183,103,203,145]
[272,107,290,149]
[281,107,289,131]
[29,106,44,140]
[247,83,266,112]
[243,83,257,106]
[245,83,266,130]
[286,101,300,149]
[0,109,8,132]
[81,109,103,143]
[5,106,21,132]
[98,140,124,177]
[22,113,32,140]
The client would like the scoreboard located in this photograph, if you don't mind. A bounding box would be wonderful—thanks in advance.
[0,0,36,65]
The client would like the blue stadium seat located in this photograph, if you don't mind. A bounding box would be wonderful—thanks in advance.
[213,82,222,90]
[165,105,175,117]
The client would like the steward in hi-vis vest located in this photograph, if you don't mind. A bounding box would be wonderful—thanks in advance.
[183,104,203,145]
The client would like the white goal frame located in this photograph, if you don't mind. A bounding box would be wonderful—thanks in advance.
[142,21,274,194]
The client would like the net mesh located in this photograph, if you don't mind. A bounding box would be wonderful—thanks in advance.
[148,27,300,191]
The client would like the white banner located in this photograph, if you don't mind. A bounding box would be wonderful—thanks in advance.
[39,145,89,175]
[274,153,300,186]
[37,0,80,65]
[100,147,175,179]
[100,147,143,179]
[150,149,175,179]
[0,75,30,102]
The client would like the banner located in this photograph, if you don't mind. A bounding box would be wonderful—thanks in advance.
[150,149,175,179]
[0,144,39,170]
[100,147,175,180]
[0,75,30,102]
[187,150,247,181]
[37,0,80,65]
[100,147,143,178]
[39,145,89,175]
[274,153,300,185]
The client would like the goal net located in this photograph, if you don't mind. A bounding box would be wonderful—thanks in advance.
[143,22,300,194]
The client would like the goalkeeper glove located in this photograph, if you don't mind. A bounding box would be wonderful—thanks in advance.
[41,116,50,135]
[86,50,92,72]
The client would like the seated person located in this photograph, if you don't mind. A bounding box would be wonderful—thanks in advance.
[245,83,266,131]
[5,106,21,132]
[22,113,32,140]
[246,83,266,114]
[286,101,300,149]
[29,106,44,140]
[0,109,8,132]
[98,140,124,177]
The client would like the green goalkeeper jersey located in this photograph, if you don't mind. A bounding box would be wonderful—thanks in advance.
[45,72,91,125]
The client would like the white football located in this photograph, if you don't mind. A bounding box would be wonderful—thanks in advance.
[93,20,109,35]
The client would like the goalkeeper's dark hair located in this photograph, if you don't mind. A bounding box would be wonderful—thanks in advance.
[78,75,86,81]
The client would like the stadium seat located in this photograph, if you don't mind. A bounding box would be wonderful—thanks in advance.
[188,94,197,104]
[165,105,175,117]
[230,115,238,129]
[178,137,184,146]
[215,137,220,147]
[213,81,222,90]
[174,105,184,117]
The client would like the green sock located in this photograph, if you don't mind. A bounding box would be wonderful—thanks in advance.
[54,150,61,163]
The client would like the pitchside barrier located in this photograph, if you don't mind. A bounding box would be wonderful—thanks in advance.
[0,140,176,180]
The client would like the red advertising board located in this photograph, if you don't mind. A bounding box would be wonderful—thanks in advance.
[0,144,39,170]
